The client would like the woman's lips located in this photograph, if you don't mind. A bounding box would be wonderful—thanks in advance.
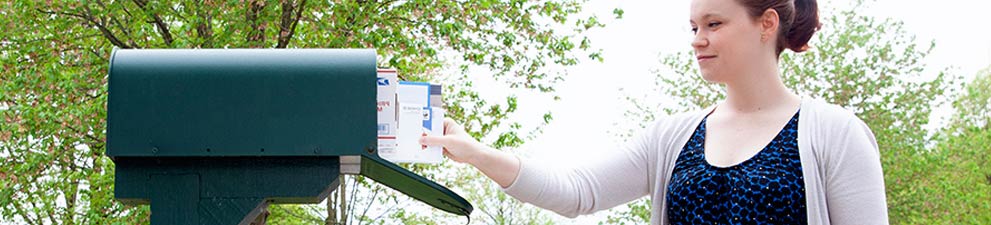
[697,55,716,62]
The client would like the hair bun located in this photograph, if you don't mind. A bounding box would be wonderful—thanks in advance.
[784,0,821,52]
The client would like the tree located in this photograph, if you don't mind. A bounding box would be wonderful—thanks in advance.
[604,0,958,224]
[0,1,610,224]
[887,67,991,223]
[948,67,991,131]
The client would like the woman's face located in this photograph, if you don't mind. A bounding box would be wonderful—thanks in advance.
[690,0,769,84]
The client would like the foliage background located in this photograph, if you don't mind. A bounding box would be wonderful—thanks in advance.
[1,0,988,224]
[0,1,608,224]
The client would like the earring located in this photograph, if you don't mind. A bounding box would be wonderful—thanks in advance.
[760,33,767,42]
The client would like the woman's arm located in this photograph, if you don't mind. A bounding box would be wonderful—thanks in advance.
[419,118,520,188]
[421,118,654,217]
[823,117,889,224]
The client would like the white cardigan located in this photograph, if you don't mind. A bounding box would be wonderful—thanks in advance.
[503,97,889,224]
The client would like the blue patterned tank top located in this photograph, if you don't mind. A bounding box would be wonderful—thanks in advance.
[666,111,806,224]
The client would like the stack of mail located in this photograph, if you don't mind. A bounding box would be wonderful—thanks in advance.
[376,69,444,163]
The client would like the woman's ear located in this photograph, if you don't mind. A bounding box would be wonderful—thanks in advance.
[760,9,780,42]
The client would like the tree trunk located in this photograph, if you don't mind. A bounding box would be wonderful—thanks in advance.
[339,176,348,225]
[326,180,338,225]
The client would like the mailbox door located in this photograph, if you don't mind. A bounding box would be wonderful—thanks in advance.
[361,156,474,216]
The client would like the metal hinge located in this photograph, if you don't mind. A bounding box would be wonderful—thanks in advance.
[340,155,361,175]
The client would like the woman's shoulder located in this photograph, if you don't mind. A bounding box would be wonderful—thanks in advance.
[641,107,710,139]
[800,97,876,141]
[801,97,865,125]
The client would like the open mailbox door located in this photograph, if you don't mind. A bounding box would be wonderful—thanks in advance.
[107,49,472,224]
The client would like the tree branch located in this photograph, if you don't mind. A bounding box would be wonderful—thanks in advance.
[101,1,138,48]
[356,187,378,225]
[83,3,134,49]
[66,124,102,145]
[26,197,56,225]
[9,197,40,225]
[63,176,79,225]
[370,201,404,222]
[276,0,307,48]
[246,0,267,47]
[36,6,132,48]
[326,186,336,224]
[132,0,173,46]
[108,16,139,48]
[193,2,214,48]
[374,0,397,13]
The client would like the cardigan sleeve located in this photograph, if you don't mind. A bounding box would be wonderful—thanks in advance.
[822,115,890,224]
[502,122,658,218]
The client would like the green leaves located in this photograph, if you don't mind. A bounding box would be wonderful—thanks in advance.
[2,0,607,224]
[902,66,991,223]
[950,67,991,130]
[612,8,624,19]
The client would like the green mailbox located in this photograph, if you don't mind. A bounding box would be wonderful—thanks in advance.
[107,49,472,224]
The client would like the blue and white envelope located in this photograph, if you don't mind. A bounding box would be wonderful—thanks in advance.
[376,69,398,157]
[378,80,444,163]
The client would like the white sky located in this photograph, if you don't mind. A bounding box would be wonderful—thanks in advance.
[505,0,991,223]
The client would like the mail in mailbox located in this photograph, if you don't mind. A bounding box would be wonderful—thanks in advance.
[376,71,445,163]
[376,69,398,157]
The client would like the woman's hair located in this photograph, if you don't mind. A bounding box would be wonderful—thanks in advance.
[738,0,821,54]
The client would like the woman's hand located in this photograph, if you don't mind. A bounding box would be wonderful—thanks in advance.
[419,118,486,164]
[419,118,521,188]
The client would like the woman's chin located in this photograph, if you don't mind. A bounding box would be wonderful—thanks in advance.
[699,72,724,83]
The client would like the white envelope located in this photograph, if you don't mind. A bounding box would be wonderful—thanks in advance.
[376,69,398,157]
[380,81,443,163]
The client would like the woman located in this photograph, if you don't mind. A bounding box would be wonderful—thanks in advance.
[420,0,889,224]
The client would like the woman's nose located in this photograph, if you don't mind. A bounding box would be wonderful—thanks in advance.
[692,34,708,49]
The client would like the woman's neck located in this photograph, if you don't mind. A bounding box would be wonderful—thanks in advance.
[721,67,799,114]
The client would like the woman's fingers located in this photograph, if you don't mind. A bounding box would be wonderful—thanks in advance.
[442,118,463,135]
[424,119,483,163]
[419,135,450,147]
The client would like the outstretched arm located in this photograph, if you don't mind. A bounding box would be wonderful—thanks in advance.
[419,118,521,188]
[421,118,654,217]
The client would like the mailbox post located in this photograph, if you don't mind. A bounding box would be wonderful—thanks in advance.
[107,49,472,225]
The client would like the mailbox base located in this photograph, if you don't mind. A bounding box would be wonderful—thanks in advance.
[113,157,341,225]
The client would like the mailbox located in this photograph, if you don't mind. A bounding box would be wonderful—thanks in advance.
[107,49,472,224]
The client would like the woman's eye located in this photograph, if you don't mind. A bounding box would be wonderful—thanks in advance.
[690,22,720,34]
